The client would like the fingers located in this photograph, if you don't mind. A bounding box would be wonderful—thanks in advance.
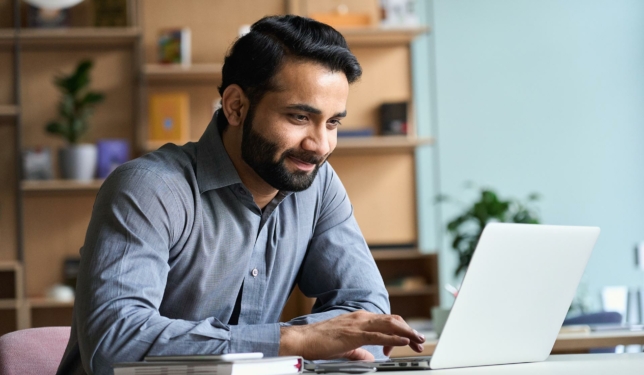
[362,314,425,345]
[382,341,423,358]
[361,331,410,347]
[343,348,375,361]
[409,341,424,353]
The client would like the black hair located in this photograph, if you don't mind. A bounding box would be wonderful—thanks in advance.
[216,15,362,132]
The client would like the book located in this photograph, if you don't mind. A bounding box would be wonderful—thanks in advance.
[97,139,130,178]
[113,356,303,375]
[148,93,190,144]
[145,353,264,362]
[337,128,375,137]
[158,28,192,65]
[380,102,408,135]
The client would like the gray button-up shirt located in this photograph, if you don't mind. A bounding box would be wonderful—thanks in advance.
[57,117,390,375]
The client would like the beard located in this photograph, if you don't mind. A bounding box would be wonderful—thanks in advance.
[241,107,328,192]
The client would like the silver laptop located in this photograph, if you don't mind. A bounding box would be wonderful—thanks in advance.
[307,223,600,371]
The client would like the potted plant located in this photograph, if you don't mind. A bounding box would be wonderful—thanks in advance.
[437,184,541,277]
[45,60,105,180]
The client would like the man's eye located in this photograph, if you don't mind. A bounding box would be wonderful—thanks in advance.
[291,114,308,122]
[328,119,342,127]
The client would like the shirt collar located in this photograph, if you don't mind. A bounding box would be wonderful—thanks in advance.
[196,115,243,193]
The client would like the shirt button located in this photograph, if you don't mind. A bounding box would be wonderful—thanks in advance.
[251,268,258,277]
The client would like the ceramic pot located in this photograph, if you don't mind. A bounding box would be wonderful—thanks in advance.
[59,143,97,180]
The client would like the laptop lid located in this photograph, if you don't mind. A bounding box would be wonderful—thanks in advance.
[430,223,600,369]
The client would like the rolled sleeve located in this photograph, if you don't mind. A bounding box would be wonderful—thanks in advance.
[229,323,281,356]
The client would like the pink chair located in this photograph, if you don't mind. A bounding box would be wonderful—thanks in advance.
[0,327,70,375]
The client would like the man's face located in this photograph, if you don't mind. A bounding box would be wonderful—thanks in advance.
[240,60,349,191]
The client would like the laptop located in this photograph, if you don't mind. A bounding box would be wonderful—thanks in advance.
[306,223,600,371]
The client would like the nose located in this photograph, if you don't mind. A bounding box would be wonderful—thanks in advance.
[301,123,331,157]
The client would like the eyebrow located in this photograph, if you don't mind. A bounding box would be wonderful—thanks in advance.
[286,104,347,118]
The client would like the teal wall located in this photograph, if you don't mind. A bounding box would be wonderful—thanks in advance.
[413,0,644,307]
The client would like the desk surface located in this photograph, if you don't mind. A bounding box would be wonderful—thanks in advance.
[391,329,644,357]
[365,353,644,375]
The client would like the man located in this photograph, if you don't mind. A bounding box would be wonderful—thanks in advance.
[57,15,424,375]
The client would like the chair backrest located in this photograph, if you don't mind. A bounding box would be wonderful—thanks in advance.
[0,327,70,375]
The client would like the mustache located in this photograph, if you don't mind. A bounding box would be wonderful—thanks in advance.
[282,149,328,165]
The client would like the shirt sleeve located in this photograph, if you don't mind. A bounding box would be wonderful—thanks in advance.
[74,166,280,375]
[282,165,391,358]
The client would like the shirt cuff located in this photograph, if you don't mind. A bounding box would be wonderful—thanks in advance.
[228,323,281,357]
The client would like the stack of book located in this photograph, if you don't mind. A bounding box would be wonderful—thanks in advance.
[113,353,302,375]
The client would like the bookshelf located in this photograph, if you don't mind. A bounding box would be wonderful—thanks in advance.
[1,0,439,331]
[339,26,429,46]
[21,179,104,192]
[335,136,433,154]
[143,63,223,82]
[146,136,434,154]
[0,104,19,118]
[0,262,25,335]
[16,27,140,47]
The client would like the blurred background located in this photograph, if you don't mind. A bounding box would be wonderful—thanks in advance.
[413,0,644,314]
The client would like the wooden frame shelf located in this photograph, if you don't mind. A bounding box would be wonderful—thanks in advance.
[0,261,21,272]
[21,179,104,192]
[0,105,19,118]
[144,63,224,82]
[147,136,433,154]
[371,249,434,260]
[2,28,140,47]
[386,285,437,297]
[1,0,438,329]
[25,298,74,329]
[340,26,429,46]
[0,28,15,45]
[334,136,433,154]
[0,299,20,309]
[27,297,74,308]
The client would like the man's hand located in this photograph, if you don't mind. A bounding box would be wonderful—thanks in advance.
[278,310,425,360]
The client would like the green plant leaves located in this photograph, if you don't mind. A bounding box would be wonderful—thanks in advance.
[46,60,104,144]
[45,121,68,138]
[82,92,105,105]
[438,186,542,277]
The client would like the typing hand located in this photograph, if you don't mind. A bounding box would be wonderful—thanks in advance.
[278,310,425,360]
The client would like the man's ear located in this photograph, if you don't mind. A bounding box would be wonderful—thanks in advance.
[221,84,248,127]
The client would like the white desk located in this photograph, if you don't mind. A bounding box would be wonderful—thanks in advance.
[351,353,644,374]
[391,329,644,356]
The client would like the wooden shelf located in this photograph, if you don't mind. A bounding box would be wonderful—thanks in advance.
[27,297,74,308]
[0,261,21,272]
[144,63,223,82]
[0,27,140,47]
[21,179,104,192]
[145,140,178,152]
[0,28,15,46]
[145,136,433,154]
[339,26,429,46]
[334,136,433,154]
[371,249,432,260]
[0,299,19,309]
[386,285,437,297]
[0,105,19,118]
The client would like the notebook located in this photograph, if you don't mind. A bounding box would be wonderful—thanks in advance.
[114,355,302,375]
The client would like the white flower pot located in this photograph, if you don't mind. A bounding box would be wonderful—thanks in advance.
[59,144,97,180]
